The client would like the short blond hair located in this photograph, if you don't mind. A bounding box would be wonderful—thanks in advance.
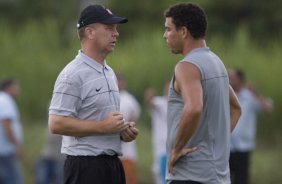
[77,23,97,41]
[78,27,86,41]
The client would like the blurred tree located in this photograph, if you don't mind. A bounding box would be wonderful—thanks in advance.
[1,0,281,40]
[108,0,282,40]
[0,0,21,24]
[0,0,78,44]
[206,0,282,40]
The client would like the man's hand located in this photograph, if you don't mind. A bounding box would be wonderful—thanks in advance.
[102,112,129,134]
[15,144,23,159]
[168,147,197,175]
[120,122,138,142]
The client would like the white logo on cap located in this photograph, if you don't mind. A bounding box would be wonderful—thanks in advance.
[106,9,113,15]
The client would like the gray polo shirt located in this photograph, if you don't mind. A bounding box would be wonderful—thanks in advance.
[49,50,121,156]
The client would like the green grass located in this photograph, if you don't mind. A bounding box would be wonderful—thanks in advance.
[136,122,154,184]
[22,120,46,184]
[21,120,155,184]
[21,120,282,184]
[251,145,282,184]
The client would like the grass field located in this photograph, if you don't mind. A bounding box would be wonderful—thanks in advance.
[21,120,282,184]
[21,120,154,184]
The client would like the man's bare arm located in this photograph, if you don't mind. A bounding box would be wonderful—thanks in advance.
[168,62,201,173]
[2,119,22,157]
[229,85,241,132]
[48,112,129,136]
[172,62,202,153]
[247,83,273,113]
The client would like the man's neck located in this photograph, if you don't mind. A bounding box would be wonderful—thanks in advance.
[81,45,106,65]
[234,86,243,93]
[182,39,206,56]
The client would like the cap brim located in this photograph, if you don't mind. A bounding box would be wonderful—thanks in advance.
[100,16,128,24]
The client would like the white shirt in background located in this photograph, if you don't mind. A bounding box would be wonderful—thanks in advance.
[119,90,140,160]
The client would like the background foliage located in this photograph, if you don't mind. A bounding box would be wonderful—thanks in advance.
[0,0,282,183]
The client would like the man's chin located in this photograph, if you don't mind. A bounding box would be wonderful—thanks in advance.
[167,46,180,54]
[171,49,180,54]
[106,48,115,54]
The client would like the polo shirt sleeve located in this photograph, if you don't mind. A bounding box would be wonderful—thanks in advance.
[49,76,82,117]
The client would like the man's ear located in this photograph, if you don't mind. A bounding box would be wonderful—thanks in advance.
[85,27,95,40]
[181,26,190,39]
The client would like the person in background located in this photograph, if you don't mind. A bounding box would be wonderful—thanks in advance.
[228,68,273,184]
[34,129,65,184]
[144,82,169,184]
[48,5,138,184]
[117,74,141,184]
[0,78,23,184]
[163,3,241,184]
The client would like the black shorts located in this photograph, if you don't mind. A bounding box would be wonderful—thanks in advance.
[171,181,202,184]
[229,151,250,184]
[64,155,125,184]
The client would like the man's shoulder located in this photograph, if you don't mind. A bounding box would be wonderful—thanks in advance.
[0,92,15,117]
[153,96,167,106]
[240,88,254,97]
[120,91,139,105]
[57,59,89,81]
[0,92,12,104]
[62,58,84,73]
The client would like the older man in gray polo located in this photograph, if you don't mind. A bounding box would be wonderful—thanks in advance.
[48,5,138,184]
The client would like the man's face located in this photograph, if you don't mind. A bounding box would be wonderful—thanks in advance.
[9,82,20,98]
[163,17,183,54]
[90,23,119,54]
[228,69,242,91]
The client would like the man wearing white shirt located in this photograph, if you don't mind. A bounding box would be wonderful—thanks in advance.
[145,83,169,184]
[228,68,273,184]
[118,74,141,184]
[0,78,23,184]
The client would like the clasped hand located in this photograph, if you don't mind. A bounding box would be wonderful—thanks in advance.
[103,112,138,141]
[120,121,139,142]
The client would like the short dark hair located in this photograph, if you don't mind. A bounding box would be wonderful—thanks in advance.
[164,3,207,38]
[235,68,246,83]
[0,78,17,91]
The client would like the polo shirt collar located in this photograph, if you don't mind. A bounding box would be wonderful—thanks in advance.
[76,50,110,73]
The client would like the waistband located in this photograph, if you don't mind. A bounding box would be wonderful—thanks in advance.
[66,154,118,159]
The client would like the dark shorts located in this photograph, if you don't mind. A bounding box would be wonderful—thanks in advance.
[229,151,250,184]
[171,181,202,184]
[64,155,125,184]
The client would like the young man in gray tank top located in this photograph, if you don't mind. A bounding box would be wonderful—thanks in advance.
[163,3,241,184]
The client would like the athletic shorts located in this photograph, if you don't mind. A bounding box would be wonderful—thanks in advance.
[171,181,202,184]
[64,155,125,184]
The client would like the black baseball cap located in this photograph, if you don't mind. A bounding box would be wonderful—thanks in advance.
[77,5,128,29]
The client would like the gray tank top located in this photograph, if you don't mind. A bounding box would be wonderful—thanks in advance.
[166,47,231,184]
